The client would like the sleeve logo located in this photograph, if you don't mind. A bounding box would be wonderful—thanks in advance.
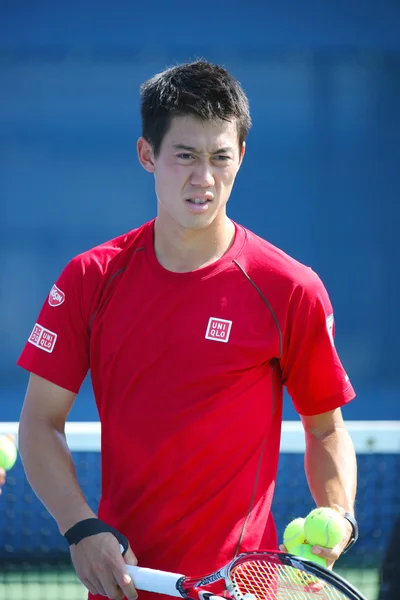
[48,284,65,307]
[28,323,57,353]
[326,313,335,347]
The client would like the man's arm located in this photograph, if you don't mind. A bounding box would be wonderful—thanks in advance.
[18,373,96,531]
[301,407,357,565]
[18,372,137,599]
[301,407,356,513]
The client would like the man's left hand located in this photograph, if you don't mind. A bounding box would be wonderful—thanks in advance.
[279,504,353,570]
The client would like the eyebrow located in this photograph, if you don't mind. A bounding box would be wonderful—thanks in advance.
[172,144,234,154]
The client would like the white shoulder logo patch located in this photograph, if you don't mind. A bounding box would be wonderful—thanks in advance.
[48,284,65,307]
[28,323,57,353]
[326,313,335,346]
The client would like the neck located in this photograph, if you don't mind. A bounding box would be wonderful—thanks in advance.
[153,214,235,273]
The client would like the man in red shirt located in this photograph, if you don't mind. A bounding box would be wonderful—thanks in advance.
[17,60,358,600]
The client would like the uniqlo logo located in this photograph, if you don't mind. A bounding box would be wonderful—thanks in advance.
[28,323,57,353]
[205,317,232,343]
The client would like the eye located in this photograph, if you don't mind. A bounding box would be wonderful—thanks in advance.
[214,155,231,162]
[177,153,194,160]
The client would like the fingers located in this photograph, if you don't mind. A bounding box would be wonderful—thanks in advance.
[305,505,350,569]
[124,546,138,566]
[71,533,138,599]
[81,573,109,598]
[76,556,125,598]
[120,547,139,599]
[310,544,341,569]
[114,566,138,600]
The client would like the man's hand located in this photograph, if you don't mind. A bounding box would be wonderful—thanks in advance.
[71,532,138,599]
[306,505,352,570]
[280,505,353,570]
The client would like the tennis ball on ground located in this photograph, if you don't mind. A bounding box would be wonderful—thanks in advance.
[0,435,18,471]
[283,518,306,552]
[304,507,346,548]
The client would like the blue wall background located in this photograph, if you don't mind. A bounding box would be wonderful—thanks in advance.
[1,1,399,421]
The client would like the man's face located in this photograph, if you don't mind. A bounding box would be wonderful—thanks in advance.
[138,115,245,230]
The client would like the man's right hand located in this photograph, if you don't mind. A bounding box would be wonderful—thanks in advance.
[70,532,138,599]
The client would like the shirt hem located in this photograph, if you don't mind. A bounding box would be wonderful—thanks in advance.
[294,383,356,417]
[16,360,82,395]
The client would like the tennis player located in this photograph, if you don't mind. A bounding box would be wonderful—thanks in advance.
[17,60,358,600]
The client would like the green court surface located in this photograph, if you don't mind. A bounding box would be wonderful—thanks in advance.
[0,567,86,600]
[337,568,379,600]
[0,567,379,600]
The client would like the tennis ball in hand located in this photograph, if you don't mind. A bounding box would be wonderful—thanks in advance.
[291,543,327,567]
[0,435,18,471]
[304,507,345,548]
[289,544,326,586]
[283,518,306,552]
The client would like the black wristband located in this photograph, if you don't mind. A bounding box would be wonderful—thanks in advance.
[64,518,129,556]
[342,512,359,554]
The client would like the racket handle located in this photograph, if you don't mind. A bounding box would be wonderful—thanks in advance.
[127,565,183,597]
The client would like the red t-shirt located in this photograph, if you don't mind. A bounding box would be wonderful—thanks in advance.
[17,219,355,599]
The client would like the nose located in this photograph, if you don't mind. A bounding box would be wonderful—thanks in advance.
[190,161,215,188]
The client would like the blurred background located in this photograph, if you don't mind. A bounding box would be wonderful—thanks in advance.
[1,1,399,599]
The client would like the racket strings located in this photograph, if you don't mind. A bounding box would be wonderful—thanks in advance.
[230,559,348,600]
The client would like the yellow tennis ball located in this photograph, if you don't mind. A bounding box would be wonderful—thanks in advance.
[283,518,306,552]
[0,435,17,471]
[304,507,346,548]
[288,544,326,586]
[291,543,327,567]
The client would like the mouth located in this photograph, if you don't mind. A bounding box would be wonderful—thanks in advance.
[185,197,212,205]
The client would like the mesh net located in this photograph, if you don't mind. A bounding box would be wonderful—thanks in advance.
[231,556,353,600]
[0,421,398,600]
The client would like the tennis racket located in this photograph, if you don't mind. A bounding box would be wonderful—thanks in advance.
[127,551,367,600]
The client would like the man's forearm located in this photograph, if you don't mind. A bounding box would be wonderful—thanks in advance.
[304,425,357,514]
[18,418,96,534]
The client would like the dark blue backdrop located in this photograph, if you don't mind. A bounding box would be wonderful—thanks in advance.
[1,1,399,421]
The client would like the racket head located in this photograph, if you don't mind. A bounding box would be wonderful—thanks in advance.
[225,551,368,600]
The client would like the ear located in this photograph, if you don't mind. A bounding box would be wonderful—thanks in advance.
[238,142,246,167]
[137,137,156,173]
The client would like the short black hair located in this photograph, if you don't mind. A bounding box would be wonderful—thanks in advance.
[140,60,252,156]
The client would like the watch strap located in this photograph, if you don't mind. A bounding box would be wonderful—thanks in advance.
[342,512,358,553]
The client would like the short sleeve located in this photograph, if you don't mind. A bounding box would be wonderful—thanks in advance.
[17,257,90,394]
[280,270,355,416]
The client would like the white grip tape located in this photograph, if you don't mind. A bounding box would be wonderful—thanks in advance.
[127,565,183,597]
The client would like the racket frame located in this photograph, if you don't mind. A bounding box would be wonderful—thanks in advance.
[128,551,368,600]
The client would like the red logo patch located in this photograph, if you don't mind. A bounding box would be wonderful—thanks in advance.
[28,323,57,353]
[205,317,232,343]
[48,284,65,307]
